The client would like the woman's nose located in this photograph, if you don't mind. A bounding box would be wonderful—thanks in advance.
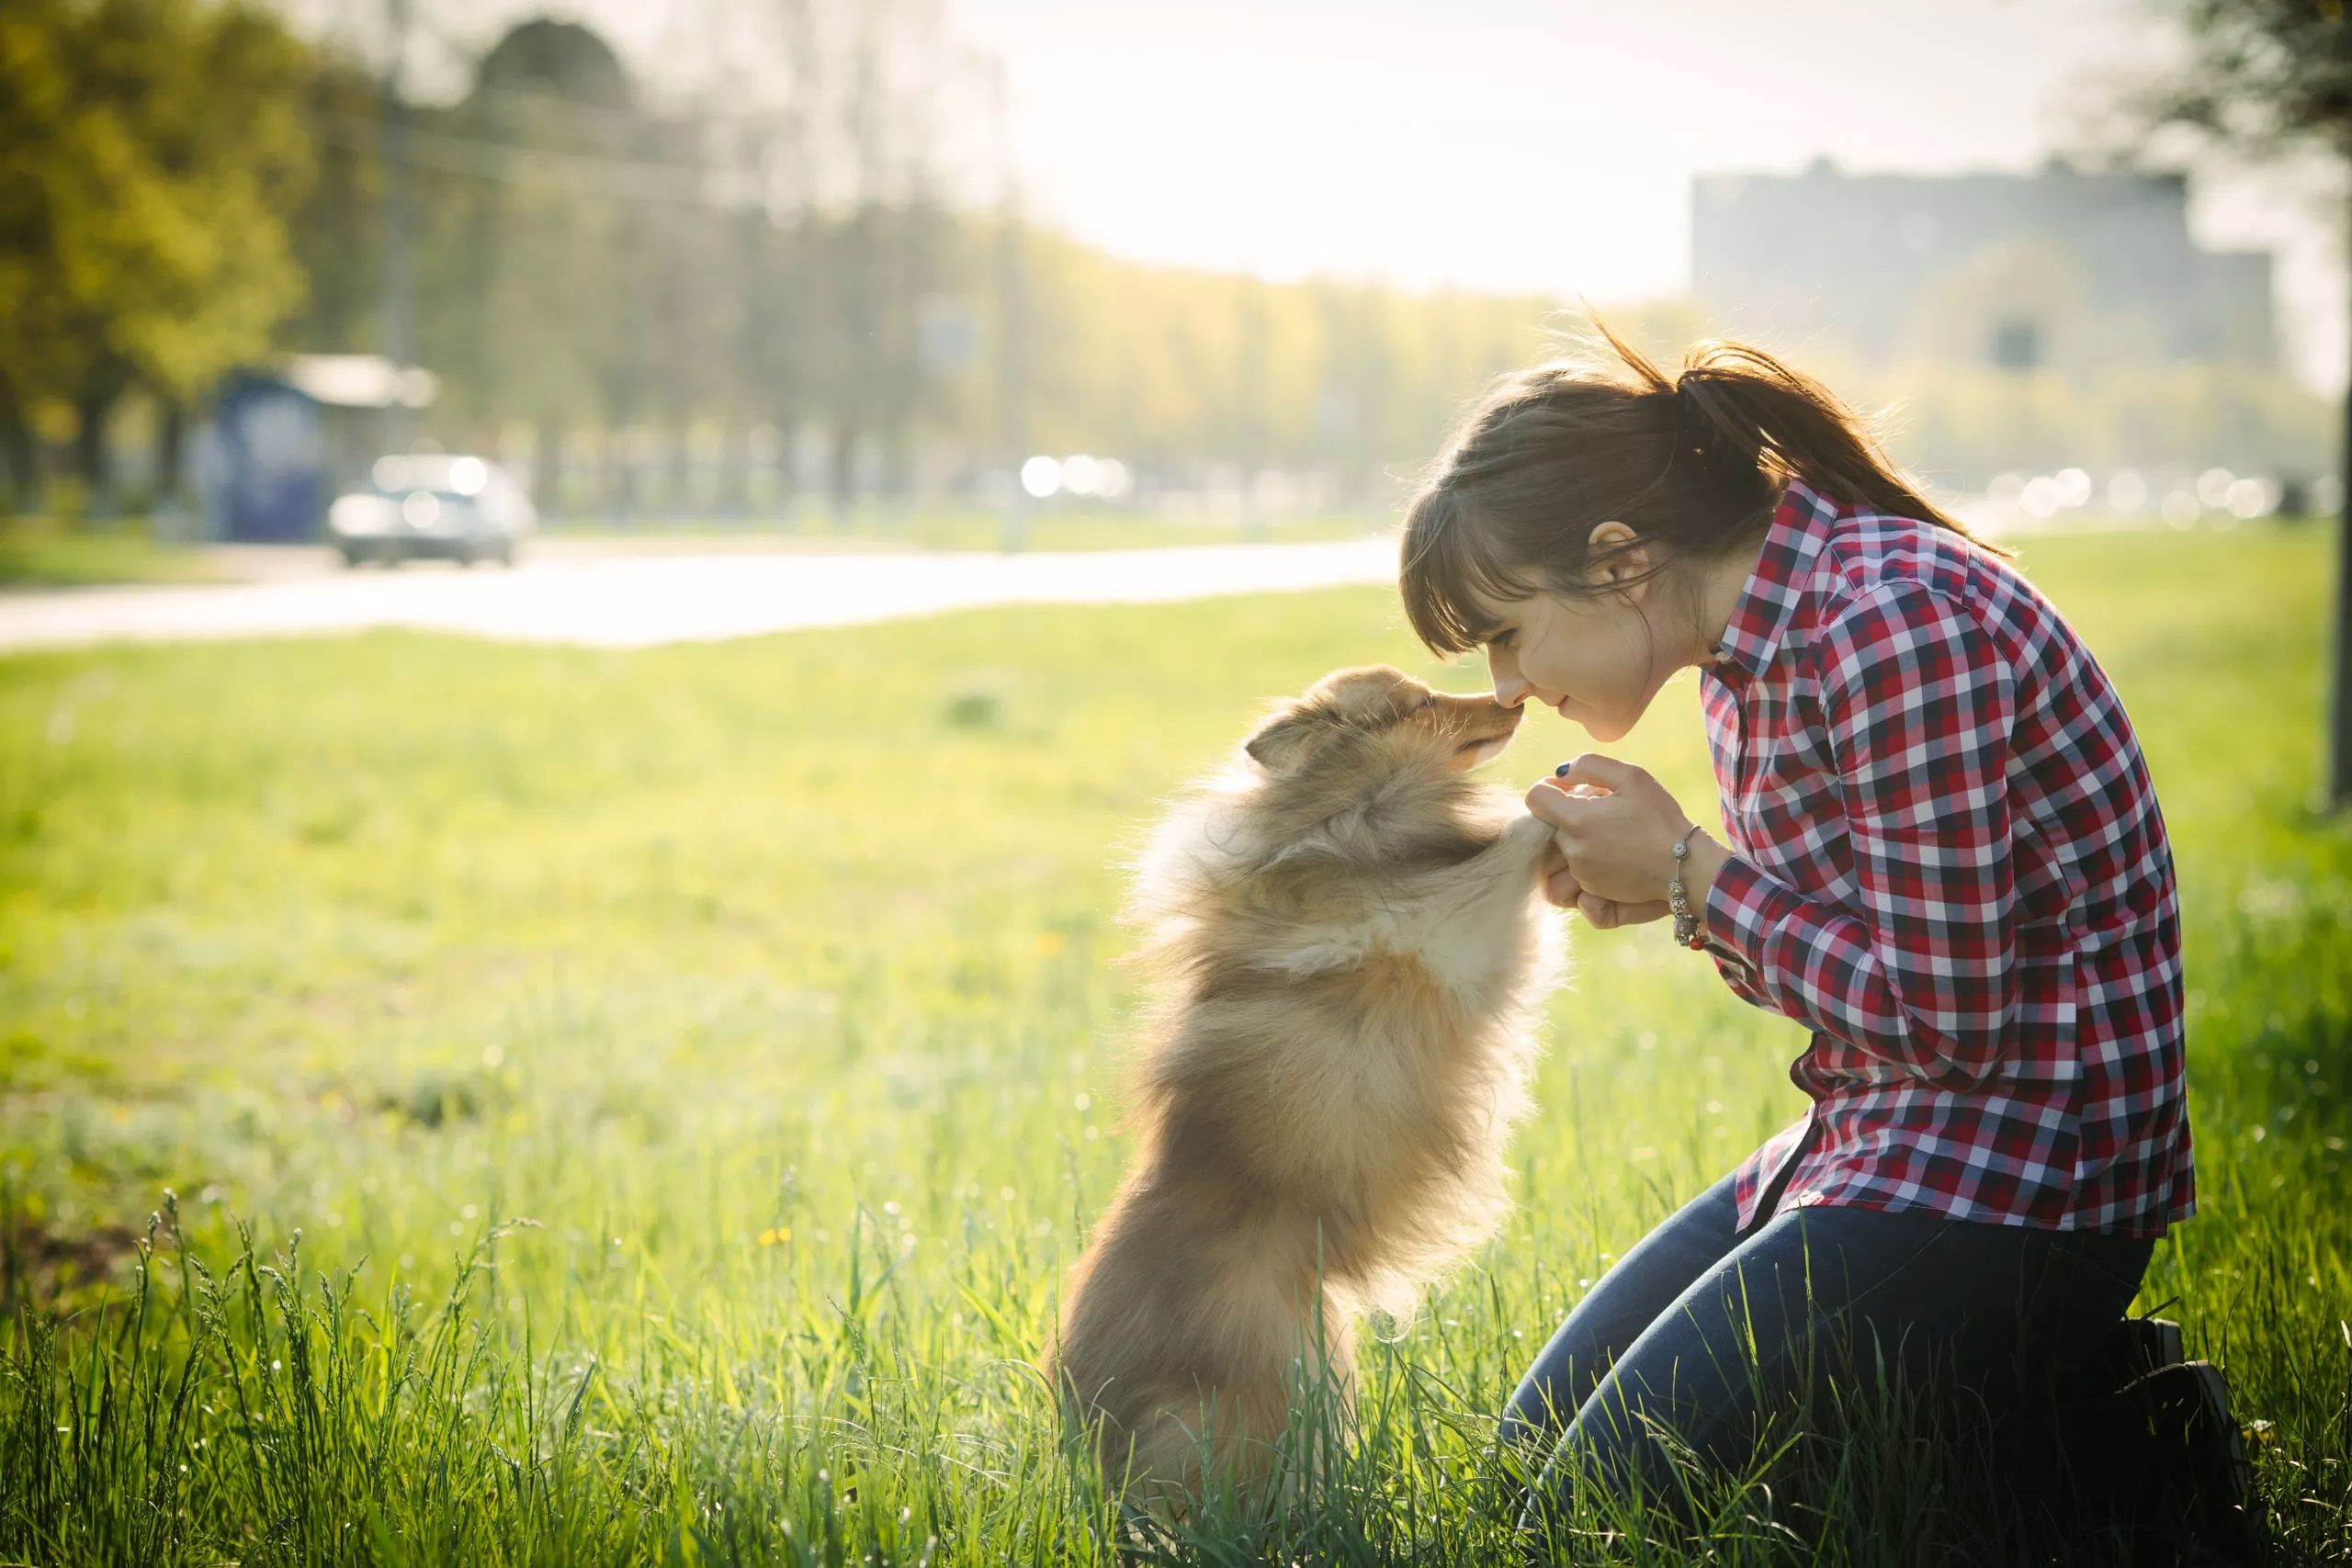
[1487,653,1530,707]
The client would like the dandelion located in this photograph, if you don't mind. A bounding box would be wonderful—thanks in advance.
[758,1227,790,1247]
[1035,931,1067,957]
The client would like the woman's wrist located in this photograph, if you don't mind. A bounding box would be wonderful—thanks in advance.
[1676,829,1731,910]
[1667,827,1732,950]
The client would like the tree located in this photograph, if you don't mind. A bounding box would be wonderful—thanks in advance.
[0,0,317,508]
[2118,0,2352,805]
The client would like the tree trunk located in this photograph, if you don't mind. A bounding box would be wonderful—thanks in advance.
[880,421,910,525]
[2330,194,2352,809]
[829,424,858,525]
[717,412,748,517]
[769,412,797,521]
[670,421,695,521]
[532,422,564,522]
[0,387,34,514]
[605,428,638,523]
[154,397,186,504]
[73,386,119,517]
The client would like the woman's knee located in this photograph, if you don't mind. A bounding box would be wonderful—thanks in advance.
[1495,1169,1747,1449]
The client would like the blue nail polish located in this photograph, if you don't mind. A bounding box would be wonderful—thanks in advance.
[1554,762,1572,776]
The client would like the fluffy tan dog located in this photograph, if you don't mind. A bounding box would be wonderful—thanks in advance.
[1047,665,1566,1517]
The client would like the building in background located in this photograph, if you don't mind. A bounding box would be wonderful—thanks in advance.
[1690,157,2276,377]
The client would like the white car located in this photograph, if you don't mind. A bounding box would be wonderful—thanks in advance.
[327,455,536,568]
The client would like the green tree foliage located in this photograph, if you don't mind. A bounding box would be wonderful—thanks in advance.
[6,0,2328,521]
[2117,0,2352,801]
[0,0,316,494]
[2127,0,2351,157]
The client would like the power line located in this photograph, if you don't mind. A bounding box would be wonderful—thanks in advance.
[316,107,988,215]
[318,110,790,210]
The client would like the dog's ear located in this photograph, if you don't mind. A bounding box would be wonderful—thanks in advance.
[1243,707,1320,773]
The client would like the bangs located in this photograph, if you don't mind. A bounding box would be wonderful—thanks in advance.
[1397,484,1544,657]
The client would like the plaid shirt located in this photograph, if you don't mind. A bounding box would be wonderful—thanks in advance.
[1702,477,2196,1236]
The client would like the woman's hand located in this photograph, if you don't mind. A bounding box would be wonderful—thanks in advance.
[1539,835,1671,928]
[1525,753,1713,924]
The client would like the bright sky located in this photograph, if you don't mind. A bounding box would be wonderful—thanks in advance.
[369,0,2345,391]
[936,0,2343,391]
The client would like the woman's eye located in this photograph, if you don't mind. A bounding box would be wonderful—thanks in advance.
[1489,630,1517,651]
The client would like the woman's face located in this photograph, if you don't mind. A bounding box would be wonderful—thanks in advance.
[1459,525,1693,744]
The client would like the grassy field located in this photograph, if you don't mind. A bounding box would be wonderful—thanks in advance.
[0,525,2346,1564]
[0,519,228,588]
[0,511,1379,587]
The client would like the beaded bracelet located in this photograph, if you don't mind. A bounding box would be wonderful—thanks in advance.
[1668,823,1706,951]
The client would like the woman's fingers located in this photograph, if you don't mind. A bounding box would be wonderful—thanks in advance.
[1523,778,1608,831]
[1539,841,1582,908]
[1555,754,1638,794]
[1576,895,1673,929]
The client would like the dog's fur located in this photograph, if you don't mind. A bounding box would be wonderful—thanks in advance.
[1047,665,1566,1516]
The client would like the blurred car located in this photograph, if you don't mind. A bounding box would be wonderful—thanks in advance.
[327,454,536,568]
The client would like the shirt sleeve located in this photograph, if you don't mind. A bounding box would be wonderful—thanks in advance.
[1701,580,2021,1090]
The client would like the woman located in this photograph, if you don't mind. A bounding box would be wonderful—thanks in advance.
[1395,322,2236,1539]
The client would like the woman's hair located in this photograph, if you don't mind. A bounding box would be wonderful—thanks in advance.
[1398,313,2010,657]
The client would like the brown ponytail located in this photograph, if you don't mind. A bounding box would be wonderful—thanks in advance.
[1399,312,2010,658]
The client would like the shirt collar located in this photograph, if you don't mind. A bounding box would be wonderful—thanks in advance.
[1707,474,1839,679]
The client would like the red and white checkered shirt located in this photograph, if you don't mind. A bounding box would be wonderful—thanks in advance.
[1703,476,2195,1236]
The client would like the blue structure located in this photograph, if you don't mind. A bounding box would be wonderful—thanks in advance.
[200,373,322,542]
[197,355,437,542]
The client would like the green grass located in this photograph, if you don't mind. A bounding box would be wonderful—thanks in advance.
[0,519,224,588]
[0,525,2346,1563]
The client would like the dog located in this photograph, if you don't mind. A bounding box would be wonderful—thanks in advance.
[1046,664,1567,1518]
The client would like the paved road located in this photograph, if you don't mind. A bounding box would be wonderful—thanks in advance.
[0,536,1405,651]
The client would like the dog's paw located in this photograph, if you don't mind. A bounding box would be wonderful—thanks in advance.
[1500,810,1555,863]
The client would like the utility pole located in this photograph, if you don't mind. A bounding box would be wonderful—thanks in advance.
[2332,197,2351,807]
[1236,278,1267,541]
[380,0,416,455]
[988,57,1027,555]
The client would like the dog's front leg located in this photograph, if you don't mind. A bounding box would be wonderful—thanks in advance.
[1404,813,1562,996]
[1467,811,1555,890]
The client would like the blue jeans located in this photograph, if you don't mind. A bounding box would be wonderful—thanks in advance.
[1500,1164,2154,1520]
